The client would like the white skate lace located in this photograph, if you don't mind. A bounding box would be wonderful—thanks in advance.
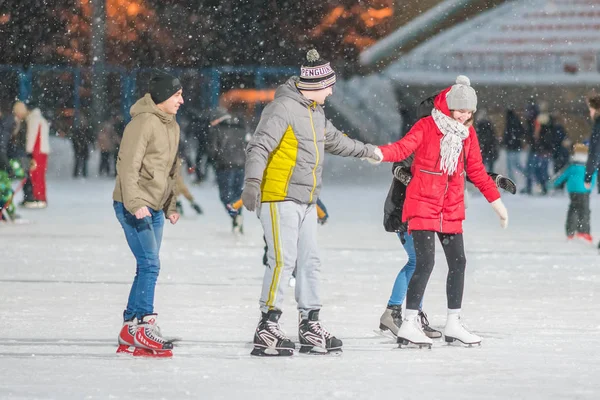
[412,315,426,335]
[266,321,289,340]
[308,321,332,340]
[456,315,472,332]
[142,324,168,344]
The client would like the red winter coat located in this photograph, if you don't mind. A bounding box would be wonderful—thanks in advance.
[379,89,500,234]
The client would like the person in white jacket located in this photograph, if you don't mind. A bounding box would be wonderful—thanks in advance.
[13,102,50,208]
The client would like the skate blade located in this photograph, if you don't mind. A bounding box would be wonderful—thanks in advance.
[250,346,294,357]
[162,336,182,344]
[374,328,397,340]
[424,331,443,339]
[132,347,173,358]
[116,344,134,354]
[396,339,432,349]
[444,336,482,347]
[299,345,342,355]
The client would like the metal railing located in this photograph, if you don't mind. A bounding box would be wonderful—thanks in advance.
[0,64,297,128]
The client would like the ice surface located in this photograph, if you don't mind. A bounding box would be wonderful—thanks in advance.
[1,170,599,399]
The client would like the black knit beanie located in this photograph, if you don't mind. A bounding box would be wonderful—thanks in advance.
[149,71,182,104]
[297,49,336,91]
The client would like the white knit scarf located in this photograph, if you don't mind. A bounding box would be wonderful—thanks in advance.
[432,108,470,175]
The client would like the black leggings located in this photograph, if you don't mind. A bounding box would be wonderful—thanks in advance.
[406,230,467,310]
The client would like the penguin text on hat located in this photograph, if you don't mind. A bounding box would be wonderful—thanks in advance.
[297,49,337,91]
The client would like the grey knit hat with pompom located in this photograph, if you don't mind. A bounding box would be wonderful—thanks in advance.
[297,49,336,91]
[446,75,477,112]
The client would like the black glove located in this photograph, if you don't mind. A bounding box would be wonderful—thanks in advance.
[190,202,203,215]
[490,173,516,195]
[393,166,412,186]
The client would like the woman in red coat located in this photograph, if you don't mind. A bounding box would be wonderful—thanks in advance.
[375,76,508,348]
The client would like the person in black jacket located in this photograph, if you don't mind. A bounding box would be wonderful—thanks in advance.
[503,109,525,182]
[584,94,600,191]
[208,108,249,233]
[551,113,570,176]
[475,109,498,171]
[524,106,554,195]
[379,94,517,340]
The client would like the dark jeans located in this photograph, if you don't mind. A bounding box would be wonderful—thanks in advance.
[483,157,495,173]
[99,151,112,176]
[73,143,89,178]
[113,201,164,321]
[406,230,466,310]
[216,168,244,208]
[526,153,550,194]
[566,193,590,236]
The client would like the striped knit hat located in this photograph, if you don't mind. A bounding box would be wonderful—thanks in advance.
[297,49,336,91]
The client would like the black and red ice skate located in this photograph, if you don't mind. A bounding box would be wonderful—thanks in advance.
[132,314,174,358]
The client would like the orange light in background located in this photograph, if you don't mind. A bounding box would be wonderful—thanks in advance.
[127,3,140,16]
[0,13,10,24]
[220,89,276,105]
[106,0,143,18]
[311,6,345,37]
[220,89,276,115]
[362,7,394,28]
[310,1,393,50]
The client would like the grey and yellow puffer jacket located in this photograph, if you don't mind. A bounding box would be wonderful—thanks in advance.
[244,77,377,204]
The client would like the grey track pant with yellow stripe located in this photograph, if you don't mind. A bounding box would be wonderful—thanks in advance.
[258,201,321,319]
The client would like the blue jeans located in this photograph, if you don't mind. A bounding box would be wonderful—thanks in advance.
[388,232,422,309]
[505,150,523,182]
[216,168,244,210]
[113,201,164,321]
[526,153,550,194]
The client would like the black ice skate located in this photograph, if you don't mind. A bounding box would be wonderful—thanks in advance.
[419,311,442,339]
[251,310,295,357]
[232,214,243,234]
[190,202,203,215]
[298,310,343,355]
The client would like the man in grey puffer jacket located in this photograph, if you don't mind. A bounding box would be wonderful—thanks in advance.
[242,49,382,356]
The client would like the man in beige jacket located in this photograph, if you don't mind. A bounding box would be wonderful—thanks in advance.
[113,70,183,357]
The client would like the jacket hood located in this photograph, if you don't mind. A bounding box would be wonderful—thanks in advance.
[433,87,452,117]
[275,77,314,107]
[572,152,588,163]
[130,94,174,124]
[26,108,43,121]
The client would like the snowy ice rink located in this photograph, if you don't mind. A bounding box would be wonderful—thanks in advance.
[1,161,599,399]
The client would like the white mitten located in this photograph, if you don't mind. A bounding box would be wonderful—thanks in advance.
[491,198,508,229]
[366,147,383,165]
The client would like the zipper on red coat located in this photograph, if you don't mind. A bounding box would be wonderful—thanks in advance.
[441,179,449,233]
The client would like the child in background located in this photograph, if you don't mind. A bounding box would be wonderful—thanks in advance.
[0,159,26,221]
[554,143,597,242]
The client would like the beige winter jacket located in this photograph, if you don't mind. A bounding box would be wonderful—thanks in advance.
[113,94,180,217]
